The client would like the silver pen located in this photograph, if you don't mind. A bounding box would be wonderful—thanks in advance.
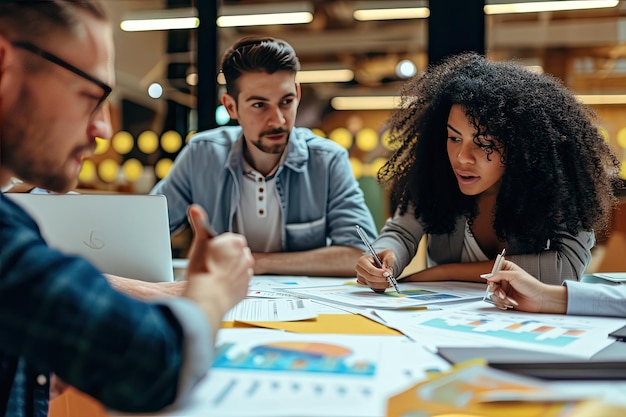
[355,225,401,294]
[483,248,506,304]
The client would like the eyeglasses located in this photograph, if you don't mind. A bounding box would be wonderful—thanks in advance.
[12,40,112,114]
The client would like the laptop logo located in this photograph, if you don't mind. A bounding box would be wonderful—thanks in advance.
[83,230,105,250]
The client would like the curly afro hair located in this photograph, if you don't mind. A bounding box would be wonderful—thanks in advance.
[379,52,622,253]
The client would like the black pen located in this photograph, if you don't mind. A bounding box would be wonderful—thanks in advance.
[355,225,401,294]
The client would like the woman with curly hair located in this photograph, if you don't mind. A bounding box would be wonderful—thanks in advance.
[356,52,621,291]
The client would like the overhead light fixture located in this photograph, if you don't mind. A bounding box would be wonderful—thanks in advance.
[353,7,429,21]
[217,2,313,27]
[484,0,619,15]
[121,3,313,31]
[353,1,429,21]
[216,68,354,85]
[216,12,313,27]
[577,94,626,105]
[120,7,198,31]
[296,69,354,83]
[330,96,400,111]
[330,93,626,110]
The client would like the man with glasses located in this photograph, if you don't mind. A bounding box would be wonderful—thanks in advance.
[0,2,254,416]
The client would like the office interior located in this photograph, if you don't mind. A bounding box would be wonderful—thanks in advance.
[71,0,626,271]
[18,2,623,416]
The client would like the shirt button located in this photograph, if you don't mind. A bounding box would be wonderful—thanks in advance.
[258,196,264,201]
[259,209,265,215]
[37,374,47,386]
[259,187,264,193]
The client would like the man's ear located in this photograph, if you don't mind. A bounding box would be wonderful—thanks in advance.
[221,92,238,120]
[296,82,302,101]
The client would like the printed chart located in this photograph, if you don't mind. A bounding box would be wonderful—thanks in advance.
[388,307,626,358]
[197,329,449,417]
[213,340,375,375]
[283,282,485,309]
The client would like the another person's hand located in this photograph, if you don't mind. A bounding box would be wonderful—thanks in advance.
[355,249,396,293]
[105,274,187,299]
[485,260,567,314]
[183,205,254,324]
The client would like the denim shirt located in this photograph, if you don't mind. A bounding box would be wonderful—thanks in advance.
[151,126,377,251]
[0,195,214,417]
[565,281,626,317]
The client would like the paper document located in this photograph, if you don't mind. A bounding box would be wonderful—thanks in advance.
[195,329,450,417]
[224,298,317,322]
[376,302,626,358]
[283,282,485,309]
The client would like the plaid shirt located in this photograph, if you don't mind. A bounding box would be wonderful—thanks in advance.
[0,195,213,417]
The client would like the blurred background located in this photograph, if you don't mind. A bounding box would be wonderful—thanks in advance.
[80,0,626,267]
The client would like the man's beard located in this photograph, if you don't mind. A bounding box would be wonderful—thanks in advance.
[252,128,289,154]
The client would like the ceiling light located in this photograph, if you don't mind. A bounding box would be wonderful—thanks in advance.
[217,2,313,27]
[121,3,313,32]
[296,69,354,83]
[330,96,400,111]
[353,0,429,21]
[396,60,417,78]
[186,72,198,86]
[484,0,619,15]
[148,83,163,99]
[120,8,198,31]
[216,12,313,27]
[353,7,429,21]
[577,94,626,105]
[217,69,354,85]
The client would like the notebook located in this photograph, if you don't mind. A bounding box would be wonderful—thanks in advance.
[437,347,626,380]
[6,193,174,282]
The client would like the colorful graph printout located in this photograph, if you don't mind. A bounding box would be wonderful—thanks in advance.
[283,282,485,309]
[213,341,375,375]
[194,329,450,417]
[390,306,626,358]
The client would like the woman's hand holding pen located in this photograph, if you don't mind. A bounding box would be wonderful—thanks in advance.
[484,260,567,314]
[355,249,396,293]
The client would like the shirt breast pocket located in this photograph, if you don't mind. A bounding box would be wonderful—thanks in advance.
[285,217,327,251]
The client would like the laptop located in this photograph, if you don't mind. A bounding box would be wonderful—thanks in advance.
[6,193,174,283]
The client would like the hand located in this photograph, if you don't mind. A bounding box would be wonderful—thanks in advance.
[484,260,567,314]
[184,205,254,321]
[355,249,396,293]
[104,274,187,299]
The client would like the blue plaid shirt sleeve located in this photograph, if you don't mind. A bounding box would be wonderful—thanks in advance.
[0,195,213,416]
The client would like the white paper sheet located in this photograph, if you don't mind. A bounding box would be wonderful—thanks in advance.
[375,301,626,358]
[223,298,318,322]
[282,282,486,309]
[184,329,450,417]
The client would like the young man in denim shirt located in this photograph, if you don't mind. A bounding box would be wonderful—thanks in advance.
[151,36,377,277]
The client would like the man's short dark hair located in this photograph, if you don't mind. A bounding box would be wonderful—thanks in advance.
[0,0,107,42]
[220,36,301,99]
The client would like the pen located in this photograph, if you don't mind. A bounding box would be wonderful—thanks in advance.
[355,225,401,294]
[483,248,506,304]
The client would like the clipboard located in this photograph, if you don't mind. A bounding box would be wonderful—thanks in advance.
[437,347,626,380]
